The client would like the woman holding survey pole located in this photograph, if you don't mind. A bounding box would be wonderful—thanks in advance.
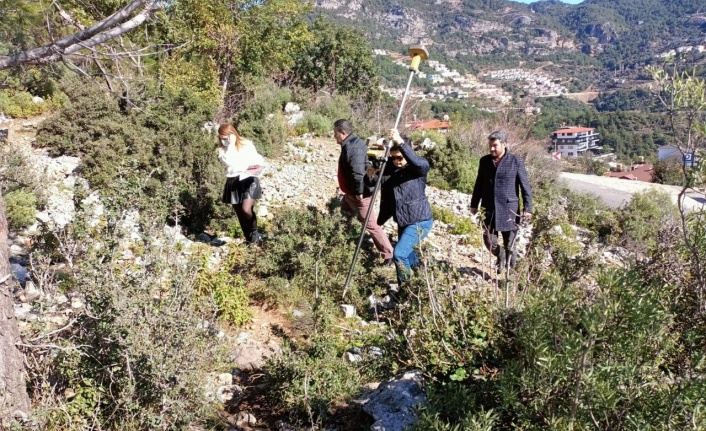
[218,123,265,245]
[367,128,433,299]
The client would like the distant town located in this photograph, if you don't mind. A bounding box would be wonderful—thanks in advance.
[373,49,569,107]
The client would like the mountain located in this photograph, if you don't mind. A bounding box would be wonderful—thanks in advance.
[314,0,706,87]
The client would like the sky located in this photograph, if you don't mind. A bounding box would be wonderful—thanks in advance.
[512,0,584,4]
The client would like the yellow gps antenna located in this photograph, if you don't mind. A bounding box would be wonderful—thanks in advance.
[342,45,429,298]
[408,44,429,73]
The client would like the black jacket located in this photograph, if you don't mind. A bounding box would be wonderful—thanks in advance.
[470,150,533,232]
[338,133,371,196]
[370,143,433,228]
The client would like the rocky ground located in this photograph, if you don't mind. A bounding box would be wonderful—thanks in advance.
[3,116,626,430]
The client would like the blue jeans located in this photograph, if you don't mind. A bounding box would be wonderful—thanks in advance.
[393,219,433,285]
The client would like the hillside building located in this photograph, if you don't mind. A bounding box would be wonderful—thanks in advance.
[405,119,451,134]
[551,126,600,158]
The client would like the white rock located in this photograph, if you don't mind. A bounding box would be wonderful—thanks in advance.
[14,303,32,320]
[284,102,301,113]
[346,352,363,363]
[215,385,243,403]
[217,373,233,386]
[32,96,44,104]
[23,281,42,302]
[35,211,51,224]
[71,297,85,309]
[235,332,251,344]
[340,304,356,318]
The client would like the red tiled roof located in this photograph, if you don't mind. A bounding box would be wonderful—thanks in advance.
[608,163,653,182]
[406,119,451,131]
[552,127,595,134]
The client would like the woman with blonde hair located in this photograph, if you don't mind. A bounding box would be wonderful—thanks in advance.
[218,124,265,244]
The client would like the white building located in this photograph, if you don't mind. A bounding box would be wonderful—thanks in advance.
[551,127,600,158]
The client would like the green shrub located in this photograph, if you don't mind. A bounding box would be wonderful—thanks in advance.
[0,89,54,118]
[266,328,362,425]
[196,258,252,327]
[240,205,378,309]
[619,188,677,252]
[295,112,332,136]
[26,214,225,430]
[239,111,289,157]
[564,188,621,241]
[4,189,37,229]
[426,136,479,193]
[37,78,224,233]
[431,205,481,242]
[311,94,351,122]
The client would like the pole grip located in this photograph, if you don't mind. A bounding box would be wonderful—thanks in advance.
[409,55,421,72]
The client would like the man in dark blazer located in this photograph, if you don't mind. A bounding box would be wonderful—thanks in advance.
[470,130,533,272]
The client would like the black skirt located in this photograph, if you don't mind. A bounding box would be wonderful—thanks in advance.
[222,176,262,205]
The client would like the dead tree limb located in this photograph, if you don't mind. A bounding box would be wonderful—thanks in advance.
[0,0,160,70]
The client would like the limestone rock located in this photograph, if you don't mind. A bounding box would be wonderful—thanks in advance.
[358,370,427,431]
[230,341,282,371]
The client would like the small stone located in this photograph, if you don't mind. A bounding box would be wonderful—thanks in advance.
[340,304,356,318]
[71,297,85,309]
[292,309,305,318]
[32,96,44,104]
[23,281,42,302]
[47,314,69,326]
[14,303,32,320]
[368,346,383,359]
[55,294,69,305]
[217,373,233,386]
[215,385,243,403]
[256,205,269,218]
[235,412,257,426]
[346,351,363,363]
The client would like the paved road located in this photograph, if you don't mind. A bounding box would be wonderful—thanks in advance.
[559,172,705,212]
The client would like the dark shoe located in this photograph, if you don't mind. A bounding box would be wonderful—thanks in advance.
[248,231,262,245]
[382,258,394,266]
[497,251,506,274]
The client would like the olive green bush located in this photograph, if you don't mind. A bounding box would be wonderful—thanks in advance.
[36,78,225,232]
[415,267,705,430]
[196,257,252,327]
[24,209,225,431]
[265,311,363,425]
[240,205,379,309]
[618,188,678,253]
[3,189,37,229]
[425,135,480,193]
[233,78,291,156]
[0,89,58,118]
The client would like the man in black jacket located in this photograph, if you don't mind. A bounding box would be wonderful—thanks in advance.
[334,119,393,263]
[470,130,533,272]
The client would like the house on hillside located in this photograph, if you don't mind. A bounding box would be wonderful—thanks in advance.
[405,119,451,134]
[608,162,653,182]
[550,126,600,158]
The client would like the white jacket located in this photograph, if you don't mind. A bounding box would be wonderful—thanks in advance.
[218,139,265,178]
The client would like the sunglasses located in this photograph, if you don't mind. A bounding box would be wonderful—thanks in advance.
[390,156,404,161]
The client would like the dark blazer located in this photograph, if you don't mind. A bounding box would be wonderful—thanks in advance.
[470,151,532,232]
[370,142,433,228]
[338,133,372,196]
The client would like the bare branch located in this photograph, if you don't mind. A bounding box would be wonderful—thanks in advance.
[0,0,160,69]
